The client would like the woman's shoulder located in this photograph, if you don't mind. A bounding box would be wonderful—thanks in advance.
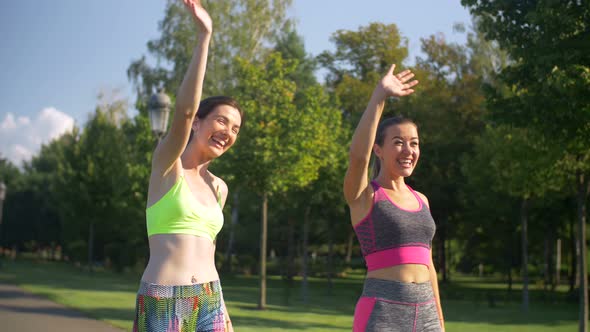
[410,188,430,208]
[208,171,228,196]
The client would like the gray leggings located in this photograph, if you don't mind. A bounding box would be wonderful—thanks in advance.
[353,278,442,332]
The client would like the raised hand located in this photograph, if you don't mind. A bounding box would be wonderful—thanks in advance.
[183,0,213,34]
[377,64,419,99]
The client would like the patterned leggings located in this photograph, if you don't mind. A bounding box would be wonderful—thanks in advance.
[353,278,441,332]
[133,280,226,332]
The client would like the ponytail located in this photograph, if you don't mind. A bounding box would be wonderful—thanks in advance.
[372,156,381,179]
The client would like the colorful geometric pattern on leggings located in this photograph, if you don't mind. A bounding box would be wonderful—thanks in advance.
[133,280,225,332]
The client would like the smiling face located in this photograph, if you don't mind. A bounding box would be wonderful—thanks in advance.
[373,122,420,178]
[192,104,242,158]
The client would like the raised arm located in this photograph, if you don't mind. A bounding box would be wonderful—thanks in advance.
[343,64,418,204]
[152,0,213,176]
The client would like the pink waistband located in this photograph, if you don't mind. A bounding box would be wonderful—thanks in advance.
[364,246,431,271]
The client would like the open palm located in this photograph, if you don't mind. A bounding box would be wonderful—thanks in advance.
[379,64,419,98]
[183,0,213,34]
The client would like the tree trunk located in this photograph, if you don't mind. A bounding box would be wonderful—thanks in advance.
[0,201,4,246]
[301,206,311,304]
[327,227,334,295]
[345,231,354,264]
[576,171,588,332]
[87,220,94,272]
[258,192,268,310]
[508,232,516,293]
[521,198,529,312]
[571,216,578,293]
[544,237,550,291]
[447,236,452,281]
[287,217,295,280]
[224,190,240,273]
[555,238,561,291]
[0,201,4,262]
[281,216,296,306]
[507,266,513,293]
[548,235,554,291]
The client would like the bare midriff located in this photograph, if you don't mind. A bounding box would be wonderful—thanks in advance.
[141,234,219,285]
[367,264,431,283]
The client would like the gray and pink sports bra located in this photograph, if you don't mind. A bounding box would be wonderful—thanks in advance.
[353,181,436,271]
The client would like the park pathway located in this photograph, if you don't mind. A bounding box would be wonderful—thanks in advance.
[0,282,124,332]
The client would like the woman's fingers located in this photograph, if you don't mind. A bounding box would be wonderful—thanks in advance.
[401,73,415,83]
[406,80,419,89]
[182,0,213,33]
[184,0,201,7]
[395,69,411,79]
[396,71,415,82]
[388,64,397,76]
[383,64,419,96]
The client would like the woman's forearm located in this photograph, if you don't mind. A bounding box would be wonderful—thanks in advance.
[349,89,387,161]
[175,33,211,117]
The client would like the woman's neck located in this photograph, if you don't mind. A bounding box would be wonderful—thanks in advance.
[374,174,406,191]
[180,144,212,176]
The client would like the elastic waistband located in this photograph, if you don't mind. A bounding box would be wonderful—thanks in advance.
[138,280,221,298]
[365,246,431,271]
[361,278,434,304]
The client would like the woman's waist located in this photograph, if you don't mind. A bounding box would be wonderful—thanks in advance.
[148,233,216,254]
[360,276,435,304]
[366,264,430,284]
[142,259,219,285]
[137,279,222,298]
[144,234,218,284]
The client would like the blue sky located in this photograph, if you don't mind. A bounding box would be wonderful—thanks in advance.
[0,1,472,166]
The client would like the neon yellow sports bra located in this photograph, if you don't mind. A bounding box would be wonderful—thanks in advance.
[146,176,224,241]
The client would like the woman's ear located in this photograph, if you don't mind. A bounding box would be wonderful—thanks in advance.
[373,144,382,159]
[192,118,200,133]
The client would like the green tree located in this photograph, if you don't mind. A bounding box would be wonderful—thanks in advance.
[0,157,23,250]
[128,0,293,100]
[318,22,409,121]
[461,1,589,327]
[287,87,348,303]
[51,97,151,271]
[216,24,320,273]
[462,125,561,310]
[228,52,342,309]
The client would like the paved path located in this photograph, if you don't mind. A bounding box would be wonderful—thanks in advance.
[0,282,125,332]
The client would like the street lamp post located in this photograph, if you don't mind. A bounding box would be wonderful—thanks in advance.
[148,89,172,142]
[0,181,6,266]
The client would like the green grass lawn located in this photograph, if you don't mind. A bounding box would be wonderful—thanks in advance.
[0,259,578,331]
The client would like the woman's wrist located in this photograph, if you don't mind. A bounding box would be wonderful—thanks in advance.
[197,32,212,42]
[371,85,388,102]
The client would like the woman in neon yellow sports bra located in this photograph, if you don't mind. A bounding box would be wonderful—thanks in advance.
[132,1,243,331]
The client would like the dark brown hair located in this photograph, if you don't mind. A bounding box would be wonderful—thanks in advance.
[372,116,418,178]
[188,96,244,143]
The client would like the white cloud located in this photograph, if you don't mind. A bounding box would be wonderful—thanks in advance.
[0,107,75,167]
[13,144,34,162]
[0,113,17,130]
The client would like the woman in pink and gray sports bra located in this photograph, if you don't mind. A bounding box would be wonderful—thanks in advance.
[344,64,445,332]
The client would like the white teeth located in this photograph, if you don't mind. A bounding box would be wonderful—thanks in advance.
[212,138,226,147]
